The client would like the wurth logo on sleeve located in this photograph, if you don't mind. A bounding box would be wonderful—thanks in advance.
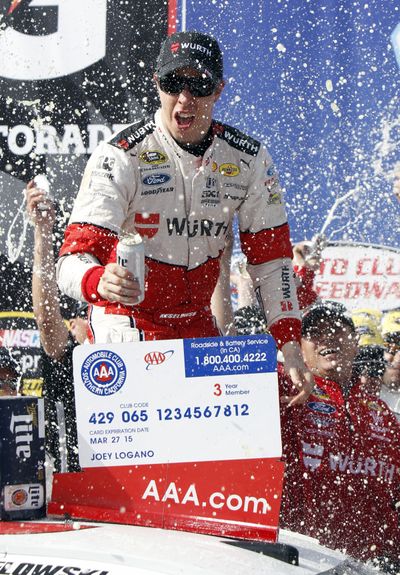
[281,265,293,300]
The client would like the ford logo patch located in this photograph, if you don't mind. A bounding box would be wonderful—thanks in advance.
[307,401,336,415]
[142,173,171,186]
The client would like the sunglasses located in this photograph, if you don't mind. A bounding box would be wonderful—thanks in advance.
[158,73,217,97]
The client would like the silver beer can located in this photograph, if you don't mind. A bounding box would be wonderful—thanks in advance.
[34,174,53,211]
[116,233,145,304]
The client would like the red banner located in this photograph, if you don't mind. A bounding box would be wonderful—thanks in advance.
[49,458,284,542]
[315,243,400,310]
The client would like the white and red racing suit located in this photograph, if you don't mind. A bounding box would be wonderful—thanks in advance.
[57,110,301,344]
[279,367,400,562]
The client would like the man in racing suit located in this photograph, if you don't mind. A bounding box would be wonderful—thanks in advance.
[280,303,400,566]
[57,31,313,403]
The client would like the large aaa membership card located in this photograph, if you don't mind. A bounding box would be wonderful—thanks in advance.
[73,335,281,468]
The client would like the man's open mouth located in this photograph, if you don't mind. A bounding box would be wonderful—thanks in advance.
[319,348,340,357]
[175,112,195,128]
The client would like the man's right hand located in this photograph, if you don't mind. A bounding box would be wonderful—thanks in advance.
[97,263,142,305]
[25,180,56,230]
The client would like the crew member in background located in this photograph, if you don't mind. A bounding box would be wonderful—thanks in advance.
[56,31,313,405]
[27,180,85,473]
[380,310,400,422]
[0,347,20,396]
[280,302,400,569]
[352,345,386,396]
[351,308,386,396]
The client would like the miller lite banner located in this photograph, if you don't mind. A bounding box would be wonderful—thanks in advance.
[0,396,46,520]
[315,242,400,311]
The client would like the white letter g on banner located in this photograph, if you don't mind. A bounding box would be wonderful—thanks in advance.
[0,0,107,80]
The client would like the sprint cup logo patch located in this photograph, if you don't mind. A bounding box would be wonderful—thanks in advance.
[81,350,126,396]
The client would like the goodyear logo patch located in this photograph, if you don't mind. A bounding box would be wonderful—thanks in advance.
[81,350,126,396]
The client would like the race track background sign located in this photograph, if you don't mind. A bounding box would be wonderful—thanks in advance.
[73,335,281,468]
[315,243,400,311]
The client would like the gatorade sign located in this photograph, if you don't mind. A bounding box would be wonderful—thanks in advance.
[0,0,107,80]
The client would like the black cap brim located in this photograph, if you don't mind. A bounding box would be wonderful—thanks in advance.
[156,57,218,83]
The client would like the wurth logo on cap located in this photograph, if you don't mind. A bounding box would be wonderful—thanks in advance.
[170,42,212,58]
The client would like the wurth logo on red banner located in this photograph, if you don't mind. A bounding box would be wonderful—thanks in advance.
[144,350,174,370]
[134,213,160,238]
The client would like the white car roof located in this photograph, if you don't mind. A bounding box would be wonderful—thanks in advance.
[0,521,375,575]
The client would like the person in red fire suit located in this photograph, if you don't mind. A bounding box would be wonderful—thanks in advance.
[56,31,313,403]
[280,302,400,567]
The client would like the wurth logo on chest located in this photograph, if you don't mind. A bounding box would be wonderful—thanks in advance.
[329,453,396,482]
[302,441,324,471]
[167,217,229,237]
[134,213,160,238]
[280,301,293,312]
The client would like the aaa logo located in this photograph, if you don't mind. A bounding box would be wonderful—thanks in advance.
[144,350,174,370]
[81,351,126,396]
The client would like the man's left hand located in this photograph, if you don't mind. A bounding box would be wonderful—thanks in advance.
[280,341,314,406]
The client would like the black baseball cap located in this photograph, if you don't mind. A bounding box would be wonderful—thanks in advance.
[353,345,386,378]
[302,301,355,337]
[155,31,223,84]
